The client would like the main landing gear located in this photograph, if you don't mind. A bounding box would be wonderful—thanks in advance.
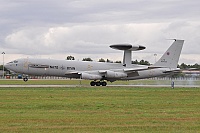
[90,81,107,86]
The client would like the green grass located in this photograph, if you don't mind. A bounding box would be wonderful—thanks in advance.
[0,87,200,132]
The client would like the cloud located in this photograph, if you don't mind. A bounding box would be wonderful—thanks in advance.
[3,24,160,54]
[4,22,200,55]
[0,0,200,64]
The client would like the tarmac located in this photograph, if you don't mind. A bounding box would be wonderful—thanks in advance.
[0,84,199,88]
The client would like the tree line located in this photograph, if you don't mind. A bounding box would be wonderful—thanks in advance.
[178,63,200,69]
[65,55,200,68]
[66,55,150,65]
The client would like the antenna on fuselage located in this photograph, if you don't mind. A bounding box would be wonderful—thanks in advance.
[110,44,146,67]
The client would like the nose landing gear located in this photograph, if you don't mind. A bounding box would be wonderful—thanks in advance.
[23,77,28,82]
[23,75,29,82]
[90,81,107,86]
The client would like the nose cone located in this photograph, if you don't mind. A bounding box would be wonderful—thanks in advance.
[4,62,13,70]
[4,63,9,69]
[4,60,21,72]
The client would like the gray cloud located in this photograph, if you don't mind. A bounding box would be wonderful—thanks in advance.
[0,0,200,64]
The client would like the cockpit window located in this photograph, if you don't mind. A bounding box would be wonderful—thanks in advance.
[14,60,18,63]
[8,60,18,64]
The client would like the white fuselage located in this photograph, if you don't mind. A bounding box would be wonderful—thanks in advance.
[5,58,170,81]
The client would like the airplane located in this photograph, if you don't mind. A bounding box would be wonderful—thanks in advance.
[5,39,184,86]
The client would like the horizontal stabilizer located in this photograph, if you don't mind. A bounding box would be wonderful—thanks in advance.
[163,68,181,73]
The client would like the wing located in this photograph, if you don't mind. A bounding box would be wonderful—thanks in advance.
[64,66,173,81]
[123,66,149,73]
[64,66,150,80]
[65,71,80,78]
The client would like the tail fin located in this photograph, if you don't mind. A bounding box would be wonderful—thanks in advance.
[153,39,184,68]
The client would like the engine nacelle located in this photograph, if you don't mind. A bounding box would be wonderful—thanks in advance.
[106,71,127,78]
[81,73,102,80]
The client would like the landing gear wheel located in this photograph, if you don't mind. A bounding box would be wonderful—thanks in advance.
[90,81,96,86]
[90,81,107,86]
[96,81,101,86]
[23,77,28,82]
[101,81,107,86]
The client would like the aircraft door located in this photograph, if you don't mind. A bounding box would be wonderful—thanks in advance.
[22,58,29,73]
[44,67,49,76]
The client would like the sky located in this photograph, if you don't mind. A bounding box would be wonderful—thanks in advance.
[0,0,200,65]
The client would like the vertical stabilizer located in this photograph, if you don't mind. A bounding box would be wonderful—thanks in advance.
[153,40,184,68]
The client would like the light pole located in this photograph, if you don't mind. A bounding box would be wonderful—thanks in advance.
[2,52,5,79]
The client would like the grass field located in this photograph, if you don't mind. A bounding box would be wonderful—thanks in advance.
[0,87,200,133]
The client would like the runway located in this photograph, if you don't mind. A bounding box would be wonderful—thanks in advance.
[0,84,199,88]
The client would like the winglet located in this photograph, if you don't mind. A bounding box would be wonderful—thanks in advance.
[152,40,184,68]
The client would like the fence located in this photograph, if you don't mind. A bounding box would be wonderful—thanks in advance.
[0,75,200,80]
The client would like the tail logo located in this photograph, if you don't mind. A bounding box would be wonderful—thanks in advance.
[167,52,170,55]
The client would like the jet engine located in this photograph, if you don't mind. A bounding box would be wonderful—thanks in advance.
[81,73,102,80]
[106,71,127,78]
